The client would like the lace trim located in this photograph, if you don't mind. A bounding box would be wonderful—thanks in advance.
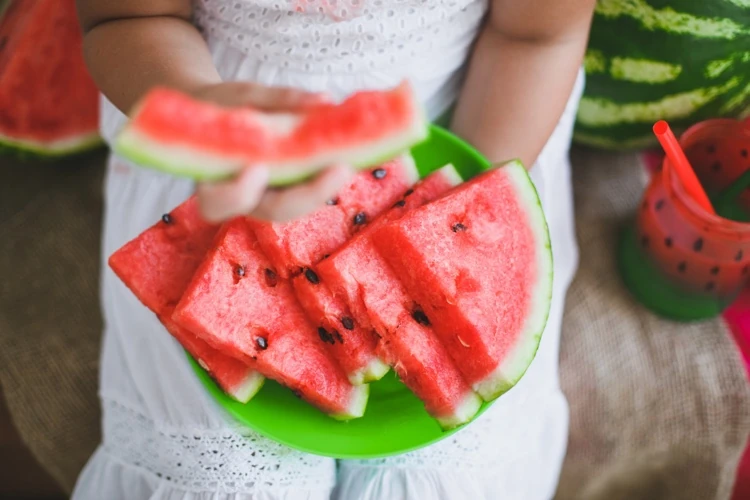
[102,399,336,494]
[194,0,487,75]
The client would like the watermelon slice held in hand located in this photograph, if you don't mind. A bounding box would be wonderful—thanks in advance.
[114,82,428,185]
[0,0,101,158]
[172,218,369,420]
[108,197,264,403]
[373,161,553,401]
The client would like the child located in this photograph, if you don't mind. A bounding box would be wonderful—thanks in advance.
[72,1,594,498]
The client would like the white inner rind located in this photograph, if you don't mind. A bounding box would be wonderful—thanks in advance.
[472,161,553,402]
[330,384,370,420]
[116,111,428,186]
[229,372,266,404]
[435,163,463,186]
[349,357,391,385]
[435,391,483,430]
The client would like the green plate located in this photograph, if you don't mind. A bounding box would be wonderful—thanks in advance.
[189,125,493,459]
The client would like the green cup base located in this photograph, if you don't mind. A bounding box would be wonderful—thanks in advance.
[618,225,732,322]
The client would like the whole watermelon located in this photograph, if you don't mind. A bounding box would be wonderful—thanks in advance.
[575,0,750,150]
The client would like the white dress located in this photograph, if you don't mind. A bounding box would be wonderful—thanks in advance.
[72,1,585,498]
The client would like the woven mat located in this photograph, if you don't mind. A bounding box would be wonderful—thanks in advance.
[555,148,750,500]
[0,152,105,494]
[1,149,749,498]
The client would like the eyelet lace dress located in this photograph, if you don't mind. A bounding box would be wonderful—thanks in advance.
[71,1,585,498]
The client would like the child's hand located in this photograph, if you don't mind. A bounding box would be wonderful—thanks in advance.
[191,82,354,223]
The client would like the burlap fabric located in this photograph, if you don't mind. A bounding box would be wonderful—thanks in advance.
[555,148,750,500]
[0,149,749,498]
[0,152,105,494]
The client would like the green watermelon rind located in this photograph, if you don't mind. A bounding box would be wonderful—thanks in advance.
[472,160,553,402]
[0,132,105,160]
[329,383,370,421]
[114,111,429,187]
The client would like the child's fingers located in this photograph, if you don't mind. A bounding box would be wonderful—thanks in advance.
[252,165,354,222]
[196,166,270,223]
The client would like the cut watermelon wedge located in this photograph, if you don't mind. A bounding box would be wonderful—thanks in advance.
[172,218,368,419]
[250,155,419,278]
[373,161,553,401]
[114,82,427,185]
[0,0,101,157]
[317,165,482,429]
[108,197,264,403]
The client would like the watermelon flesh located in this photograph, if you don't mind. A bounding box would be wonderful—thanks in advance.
[114,82,427,185]
[373,161,553,401]
[0,0,100,156]
[317,165,482,428]
[292,273,389,385]
[250,155,419,278]
[107,197,264,403]
[172,218,368,419]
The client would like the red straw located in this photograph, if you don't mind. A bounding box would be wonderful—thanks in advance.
[653,120,715,215]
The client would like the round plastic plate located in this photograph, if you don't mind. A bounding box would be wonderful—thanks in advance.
[189,125,494,459]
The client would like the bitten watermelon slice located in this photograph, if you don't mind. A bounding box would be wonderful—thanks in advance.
[172,218,368,419]
[251,155,419,278]
[317,165,481,429]
[0,0,101,157]
[108,197,264,403]
[373,161,552,401]
[114,82,427,185]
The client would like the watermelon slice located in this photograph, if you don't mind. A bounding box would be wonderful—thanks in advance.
[250,155,419,278]
[114,82,427,185]
[317,165,482,429]
[292,272,389,385]
[172,218,368,419]
[373,161,553,401]
[108,197,264,403]
[0,0,101,157]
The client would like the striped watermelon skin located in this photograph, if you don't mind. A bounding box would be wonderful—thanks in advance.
[575,0,750,150]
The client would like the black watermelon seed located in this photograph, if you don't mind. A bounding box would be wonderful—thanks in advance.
[393,199,406,208]
[710,266,720,275]
[451,223,467,233]
[736,250,744,262]
[256,337,268,350]
[693,238,704,252]
[655,199,665,211]
[707,145,716,154]
[404,189,414,196]
[372,168,387,179]
[641,236,650,248]
[354,212,367,225]
[742,149,748,158]
[326,198,338,206]
[318,327,333,344]
[333,330,344,344]
[264,268,278,287]
[664,237,673,248]
[341,316,355,330]
[322,254,330,259]
[292,390,303,399]
[705,282,716,292]
[304,268,320,284]
[711,161,722,172]
[162,213,173,224]
[411,309,431,326]
[678,262,687,273]
[236,265,245,277]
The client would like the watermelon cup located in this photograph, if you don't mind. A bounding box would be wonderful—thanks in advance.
[189,125,551,459]
[619,118,750,321]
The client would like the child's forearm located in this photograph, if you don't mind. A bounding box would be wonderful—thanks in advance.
[451,0,595,168]
[78,3,221,114]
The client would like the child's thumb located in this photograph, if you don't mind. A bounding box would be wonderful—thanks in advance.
[196,166,270,222]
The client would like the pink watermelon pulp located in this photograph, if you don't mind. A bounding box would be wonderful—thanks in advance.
[250,155,419,278]
[115,82,427,185]
[108,197,264,403]
[317,165,482,428]
[373,161,553,401]
[0,0,101,157]
[172,218,369,419]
